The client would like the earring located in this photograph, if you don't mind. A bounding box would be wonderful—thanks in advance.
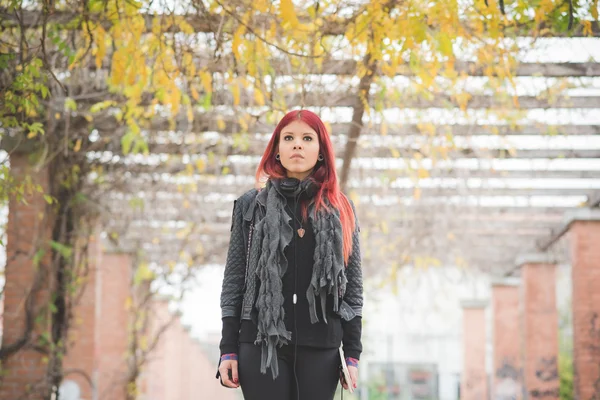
[276,154,281,161]
[318,154,324,161]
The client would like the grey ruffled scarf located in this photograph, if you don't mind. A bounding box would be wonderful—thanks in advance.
[253,180,348,379]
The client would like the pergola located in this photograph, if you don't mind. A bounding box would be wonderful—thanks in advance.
[89,55,600,277]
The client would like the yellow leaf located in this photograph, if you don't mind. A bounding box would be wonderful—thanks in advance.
[196,159,206,172]
[254,90,265,106]
[413,187,422,200]
[217,117,226,131]
[178,19,195,35]
[255,0,269,12]
[280,0,300,28]
[232,84,241,106]
[55,113,61,120]
[27,131,37,139]
[139,335,148,351]
[417,168,429,179]
[380,221,389,234]
[199,70,212,93]
[232,26,245,59]
[191,86,200,101]
[95,26,106,69]
[380,122,388,136]
[73,139,82,152]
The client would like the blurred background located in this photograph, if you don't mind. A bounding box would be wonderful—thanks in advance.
[1,0,600,399]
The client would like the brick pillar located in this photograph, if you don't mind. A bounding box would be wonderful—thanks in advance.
[181,325,193,400]
[96,251,132,400]
[139,298,170,400]
[518,254,559,400]
[0,154,54,399]
[491,278,523,400]
[461,300,489,400]
[564,209,600,400]
[167,314,184,400]
[61,228,103,400]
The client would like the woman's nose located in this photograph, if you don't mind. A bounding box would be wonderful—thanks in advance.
[293,140,303,149]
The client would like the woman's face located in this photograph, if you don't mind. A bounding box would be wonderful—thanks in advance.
[278,120,320,180]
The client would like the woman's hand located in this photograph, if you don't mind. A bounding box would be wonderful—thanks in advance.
[218,359,239,388]
[340,365,359,390]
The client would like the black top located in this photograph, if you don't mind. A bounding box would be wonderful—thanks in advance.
[220,188,362,359]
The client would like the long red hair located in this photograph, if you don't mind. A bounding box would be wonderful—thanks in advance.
[255,110,356,264]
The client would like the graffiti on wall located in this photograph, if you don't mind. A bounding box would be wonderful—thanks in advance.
[530,356,559,399]
[494,358,521,400]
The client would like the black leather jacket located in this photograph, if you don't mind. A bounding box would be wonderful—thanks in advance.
[220,187,364,323]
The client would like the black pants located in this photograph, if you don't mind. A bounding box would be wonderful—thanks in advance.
[238,342,340,400]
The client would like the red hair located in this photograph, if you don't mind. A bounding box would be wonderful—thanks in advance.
[255,110,356,264]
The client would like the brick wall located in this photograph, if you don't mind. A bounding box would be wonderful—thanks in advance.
[96,252,131,400]
[0,154,53,399]
[568,220,600,400]
[61,230,103,399]
[138,299,236,400]
[461,302,488,400]
[491,281,522,400]
[522,261,559,400]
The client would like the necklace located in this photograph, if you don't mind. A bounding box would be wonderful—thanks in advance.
[285,201,305,238]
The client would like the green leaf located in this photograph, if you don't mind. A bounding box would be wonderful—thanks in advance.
[202,92,212,110]
[64,97,77,111]
[132,137,149,155]
[40,86,49,99]
[121,131,135,155]
[90,100,116,113]
[49,240,73,260]
[43,194,53,204]
[33,248,46,267]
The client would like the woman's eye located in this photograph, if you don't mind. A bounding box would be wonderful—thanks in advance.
[304,136,312,141]
[284,135,293,141]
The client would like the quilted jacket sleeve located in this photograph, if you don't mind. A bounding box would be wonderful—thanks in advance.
[220,199,247,318]
[344,201,363,316]
[342,201,364,360]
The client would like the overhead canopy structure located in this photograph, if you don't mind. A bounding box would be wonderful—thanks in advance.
[95,81,600,277]
[47,12,596,278]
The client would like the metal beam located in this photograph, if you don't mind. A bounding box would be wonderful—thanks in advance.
[205,91,600,109]
[3,9,598,38]
[93,115,600,137]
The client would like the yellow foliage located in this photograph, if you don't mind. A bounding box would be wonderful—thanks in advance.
[413,187,422,200]
[254,90,265,106]
[199,69,213,94]
[280,0,300,28]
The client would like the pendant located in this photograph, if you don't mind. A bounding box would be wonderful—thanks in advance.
[297,228,305,238]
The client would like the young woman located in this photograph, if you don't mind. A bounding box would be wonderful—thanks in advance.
[216,110,364,400]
